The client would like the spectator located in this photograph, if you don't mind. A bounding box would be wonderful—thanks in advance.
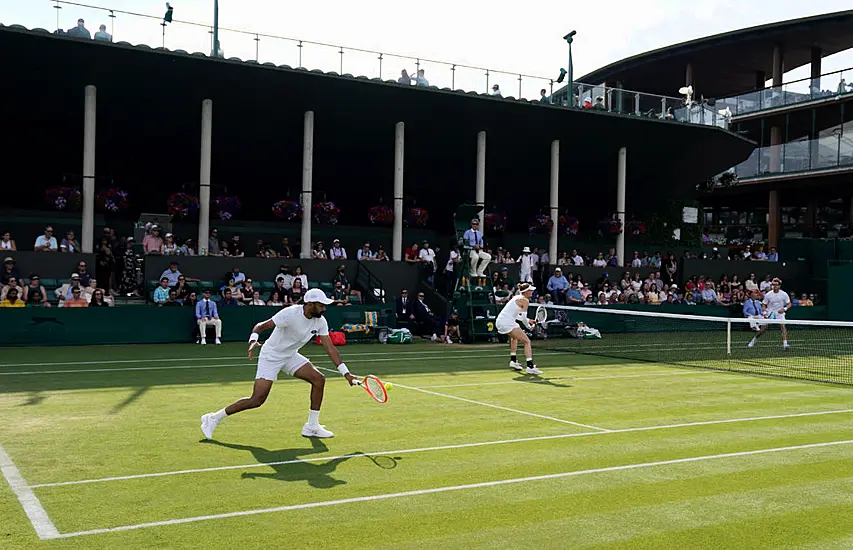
[619,272,632,294]
[556,251,570,266]
[89,288,110,307]
[491,84,502,97]
[767,247,779,262]
[701,281,722,305]
[718,284,732,305]
[221,278,244,302]
[207,228,221,256]
[566,280,583,304]
[0,287,24,308]
[277,237,294,258]
[539,89,552,104]
[22,274,48,307]
[592,252,606,268]
[357,242,376,261]
[240,279,257,306]
[225,265,247,289]
[331,281,349,306]
[463,218,491,277]
[56,273,83,303]
[404,243,421,264]
[143,225,164,255]
[444,310,461,344]
[34,226,58,252]
[64,287,89,308]
[398,69,411,85]
[293,265,308,289]
[313,240,328,260]
[759,274,773,293]
[569,249,583,266]
[195,289,222,345]
[94,236,116,293]
[162,233,180,255]
[414,291,441,341]
[267,289,286,307]
[249,290,266,306]
[220,288,241,307]
[333,264,360,302]
[160,261,183,287]
[606,248,618,267]
[290,278,305,303]
[664,254,678,285]
[256,241,277,258]
[517,247,533,283]
[530,247,541,284]
[83,279,99,302]
[185,291,199,309]
[1,276,23,302]
[329,238,347,260]
[547,267,569,305]
[593,96,606,110]
[226,235,245,258]
[26,290,47,307]
[396,289,415,324]
[649,252,662,269]
[420,241,437,286]
[1,231,16,252]
[174,276,191,303]
[730,275,742,292]
[630,251,642,268]
[744,273,759,292]
[412,69,429,87]
[159,289,181,307]
[153,278,170,305]
[445,245,461,276]
[753,245,767,261]
[67,18,91,38]
[93,24,112,42]
[275,265,294,291]
[375,245,390,261]
[59,230,81,253]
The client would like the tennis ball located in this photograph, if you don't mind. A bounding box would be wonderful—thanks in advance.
[385,382,393,390]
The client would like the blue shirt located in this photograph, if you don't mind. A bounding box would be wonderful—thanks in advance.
[767,252,778,262]
[195,299,219,319]
[567,288,582,302]
[547,275,569,292]
[34,236,58,250]
[153,286,169,303]
[462,229,484,248]
[743,299,763,317]
[160,268,181,287]
[357,249,376,260]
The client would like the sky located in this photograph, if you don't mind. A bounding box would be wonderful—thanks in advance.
[2,0,853,99]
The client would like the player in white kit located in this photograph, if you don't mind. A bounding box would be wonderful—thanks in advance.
[748,278,791,350]
[495,282,542,375]
[200,288,357,440]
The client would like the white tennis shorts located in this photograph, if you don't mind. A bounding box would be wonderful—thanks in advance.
[497,322,517,335]
[256,353,310,381]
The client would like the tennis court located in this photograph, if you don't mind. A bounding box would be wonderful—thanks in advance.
[1,340,852,549]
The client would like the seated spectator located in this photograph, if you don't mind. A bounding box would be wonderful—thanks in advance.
[444,310,461,344]
[0,287,24,308]
[221,279,244,302]
[94,24,112,42]
[88,288,109,307]
[414,291,442,341]
[73,260,92,286]
[503,251,514,265]
[275,265,294,291]
[799,293,813,306]
[592,252,606,268]
[226,235,245,257]
[767,247,779,262]
[184,291,199,309]
[630,272,642,294]
[208,228,221,256]
[404,243,421,264]
[579,281,592,301]
[174,276,191,303]
[331,281,349,306]
[163,233,180,255]
[596,292,608,305]
[195,289,222,345]
[744,273,758,292]
[249,290,266,306]
[759,274,773,293]
[1,231,17,252]
[718,284,731,305]
[357,242,376,261]
[290,278,305,303]
[278,237,294,258]
[701,281,722,305]
[60,230,81,253]
[225,265,247,289]
[83,279,99,302]
[313,240,328,259]
[547,267,569,305]
[375,245,390,261]
[240,279,257,305]
[333,264,361,302]
[22,274,48,306]
[566,280,583,304]
[220,288,241,307]
[293,266,308,289]
[143,225,164,255]
[26,290,48,307]
[630,251,642,267]
[35,226,58,252]
[649,252,663,268]
[684,292,697,305]
[753,245,767,261]
[395,289,415,324]
[56,273,83,303]
[67,18,91,38]
[618,272,632,294]
[556,251,569,266]
[329,238,347,260]
[160,261,183,287]
[606,248,618,267]
[267,289,286,306]
[256,241,277,258]
[153,278,170,305]
[64,287,89,308]
[1,276,23,301]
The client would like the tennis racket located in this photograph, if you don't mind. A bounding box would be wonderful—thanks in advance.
[354,375,388,404]
[535,306,548,326]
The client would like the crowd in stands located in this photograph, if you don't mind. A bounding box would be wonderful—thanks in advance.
[55,18,113,42]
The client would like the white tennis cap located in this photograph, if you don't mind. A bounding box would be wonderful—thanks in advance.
[304,288,334,304]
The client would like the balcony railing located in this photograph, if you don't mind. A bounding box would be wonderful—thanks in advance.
[731,130,853,179]
[716,66,853,118]
[20,0,730,129]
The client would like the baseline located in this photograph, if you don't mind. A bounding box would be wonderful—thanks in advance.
[0,444,60,540]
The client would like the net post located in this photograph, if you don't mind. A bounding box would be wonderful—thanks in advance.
[726,320,732,355]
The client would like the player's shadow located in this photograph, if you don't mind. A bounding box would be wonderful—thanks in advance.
[512,376,573,388]
[203,438,357,489]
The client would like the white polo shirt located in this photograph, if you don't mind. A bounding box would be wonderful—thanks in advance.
[260,305,329,361]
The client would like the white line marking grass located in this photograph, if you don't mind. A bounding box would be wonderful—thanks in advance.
[51,438,853,540]
[30,408,853,489]
[0,445,59,540]
[417,370,720,388]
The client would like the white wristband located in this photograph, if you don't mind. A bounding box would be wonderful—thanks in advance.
[248,333,259,343]
[337,363,350,376]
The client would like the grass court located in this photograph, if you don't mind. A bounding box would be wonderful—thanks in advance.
[1,341,852,549]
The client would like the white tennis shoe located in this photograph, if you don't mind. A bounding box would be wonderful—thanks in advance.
[200,413,219,440]
[510,361,523,371]
[525,366,543,375]
[302,423,334,438]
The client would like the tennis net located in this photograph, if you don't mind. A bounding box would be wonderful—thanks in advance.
[532,304,853,386]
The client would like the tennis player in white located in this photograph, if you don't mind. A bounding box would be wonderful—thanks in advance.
[495,282,542,375]
[200,288,356,440]
[748,277,791,350]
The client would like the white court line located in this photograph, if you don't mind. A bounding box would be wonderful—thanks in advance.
[0,348,507,369]
[0,445,59,540]
[417,370,720,388]
[32,408,853,489]
[50,438,853,539]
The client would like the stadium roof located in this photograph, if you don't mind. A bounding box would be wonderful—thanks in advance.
[578,10,853,99]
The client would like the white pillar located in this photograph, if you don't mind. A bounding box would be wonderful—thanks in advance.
[476,131,486,225]
[198,99,213,254]
[300,111,314,259]
[616,147,627,268]
[549,140,559,263]
[392,122,405,262]
[82,85,96,253]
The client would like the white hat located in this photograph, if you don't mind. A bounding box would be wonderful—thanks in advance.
[520,284,536,293]
[522,246,531,253]
[304,288,334,305]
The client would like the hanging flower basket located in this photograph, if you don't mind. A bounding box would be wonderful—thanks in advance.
[405,207,429,228]
[214,195,241,221]
[484,211,506,234]
[312,201,340,225]
[368,205,393,226]
[272,200,302,220]
[599,217,623,235]
[45,187,82,212]
[96,188,130,213]
[528,214,553,235]
[559,214,579,236]
[626,220,646,236]
[167,193,200,219]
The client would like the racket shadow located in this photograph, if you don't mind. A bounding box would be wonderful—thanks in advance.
[511,376,573,388]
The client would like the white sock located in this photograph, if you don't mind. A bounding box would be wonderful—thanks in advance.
[212,408,227,421]
[750,338,756,345]
[784,340,789,346]
[308,410,321,426]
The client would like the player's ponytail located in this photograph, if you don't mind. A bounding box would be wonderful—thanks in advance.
[515,282,531,297]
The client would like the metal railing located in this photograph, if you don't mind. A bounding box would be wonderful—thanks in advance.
[730,128,853,179]
[24,0,730,129]
[716,66,853,118]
